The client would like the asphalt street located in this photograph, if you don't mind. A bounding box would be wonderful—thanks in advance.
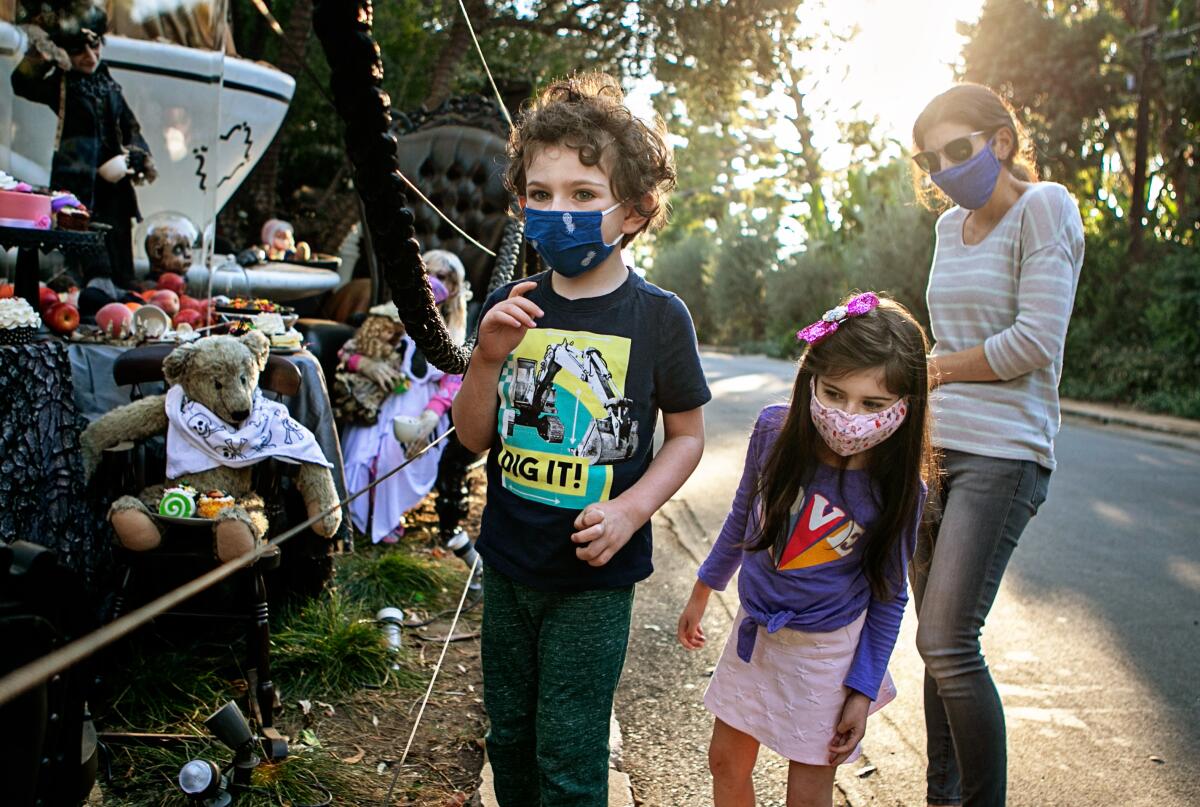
[620,350,1200,807]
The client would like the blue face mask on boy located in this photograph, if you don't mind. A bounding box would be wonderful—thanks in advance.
[931,138,1001,210]
[524,203,624,277]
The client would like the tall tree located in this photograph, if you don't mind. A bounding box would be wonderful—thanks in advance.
[959,0,1198,249]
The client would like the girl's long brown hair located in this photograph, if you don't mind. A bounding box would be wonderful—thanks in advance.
[744,295,936,600]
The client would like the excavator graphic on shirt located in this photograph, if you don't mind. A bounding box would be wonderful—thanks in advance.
[500,338,638,466]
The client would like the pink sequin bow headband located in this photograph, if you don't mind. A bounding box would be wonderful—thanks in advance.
[795,292,880,345]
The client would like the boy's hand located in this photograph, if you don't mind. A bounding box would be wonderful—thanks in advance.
[570,500,639,567]
[476,281,542,365]
[677,580,711,650]
[828,691,871,765]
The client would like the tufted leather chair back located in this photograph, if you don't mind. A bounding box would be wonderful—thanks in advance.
[394,125,514,301]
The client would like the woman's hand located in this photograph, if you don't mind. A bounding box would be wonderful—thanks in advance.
[359,358,401,392]
[828,691,871,765]
[677,579,712,650]
[475,281,542,365]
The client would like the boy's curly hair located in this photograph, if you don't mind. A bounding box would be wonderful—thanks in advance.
[504,73,677,244]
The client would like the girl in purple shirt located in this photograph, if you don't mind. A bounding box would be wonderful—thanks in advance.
[678,293,935,807]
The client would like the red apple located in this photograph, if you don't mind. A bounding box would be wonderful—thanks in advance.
[45,301,80,334]
[149,289,180,317]
[173,308,203,329]
[178,294,204,312]
[39,286,60,312]
[156,272,187,294]
[97,302,134,338]
[0,283,13,299]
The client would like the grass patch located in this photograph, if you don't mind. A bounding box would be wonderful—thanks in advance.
[100,639,244,734]
[98,546,471,803]
[272,590,420,699]
[104,740,374,806]
[335,550,456,611]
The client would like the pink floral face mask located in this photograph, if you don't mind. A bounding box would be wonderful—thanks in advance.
[809,378,908,457]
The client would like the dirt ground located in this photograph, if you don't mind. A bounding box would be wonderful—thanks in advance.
[300,467,489,806]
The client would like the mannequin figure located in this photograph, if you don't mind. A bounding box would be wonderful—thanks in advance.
[11,10,157,290]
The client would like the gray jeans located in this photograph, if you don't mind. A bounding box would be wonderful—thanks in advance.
[911,449,1051,807]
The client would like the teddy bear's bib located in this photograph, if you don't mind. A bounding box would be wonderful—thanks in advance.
[164,385,332,479]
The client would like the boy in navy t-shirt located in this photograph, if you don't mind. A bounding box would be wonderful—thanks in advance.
[453,73,710,805]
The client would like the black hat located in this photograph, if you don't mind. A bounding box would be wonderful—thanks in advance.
[49,7,108,52]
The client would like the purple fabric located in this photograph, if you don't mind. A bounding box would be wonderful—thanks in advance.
[696,404,924,700]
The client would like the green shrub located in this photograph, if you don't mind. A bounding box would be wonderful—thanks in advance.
[272,591,418,698]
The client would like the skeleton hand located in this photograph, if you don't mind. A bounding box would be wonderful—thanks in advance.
[359,358,401,391]
[399,410,440,460]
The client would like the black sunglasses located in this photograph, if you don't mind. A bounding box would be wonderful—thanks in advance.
[912,130,987,174]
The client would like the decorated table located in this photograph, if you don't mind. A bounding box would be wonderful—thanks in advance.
[0,224,109,312]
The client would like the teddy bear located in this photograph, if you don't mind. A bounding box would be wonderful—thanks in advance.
[81,331,342,562]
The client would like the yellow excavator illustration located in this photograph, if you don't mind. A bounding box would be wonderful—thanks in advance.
[501,339,639,466]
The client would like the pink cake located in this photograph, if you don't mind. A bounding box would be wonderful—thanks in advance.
[0,189,52,229]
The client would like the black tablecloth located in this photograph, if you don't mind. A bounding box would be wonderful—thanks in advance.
[0,340,108,593]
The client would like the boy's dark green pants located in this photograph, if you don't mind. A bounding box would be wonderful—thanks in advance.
[482,563,634,807]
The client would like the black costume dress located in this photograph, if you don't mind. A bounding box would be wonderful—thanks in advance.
[11,62,151,288]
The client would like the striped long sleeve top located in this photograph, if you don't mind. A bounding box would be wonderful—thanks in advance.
[926,182,1085,470]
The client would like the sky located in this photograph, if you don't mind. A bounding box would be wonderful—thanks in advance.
[628,0,987,168]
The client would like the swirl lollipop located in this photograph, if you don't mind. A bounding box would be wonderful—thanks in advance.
[158,487,197,518]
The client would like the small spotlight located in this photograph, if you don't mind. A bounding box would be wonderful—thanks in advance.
[377,607,405,669]
[177,758,230,806]
[204,701,260,786]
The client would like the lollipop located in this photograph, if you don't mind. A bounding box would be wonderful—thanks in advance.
[158,486,197,518]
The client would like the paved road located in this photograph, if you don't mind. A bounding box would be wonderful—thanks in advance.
[624,350,1200,807]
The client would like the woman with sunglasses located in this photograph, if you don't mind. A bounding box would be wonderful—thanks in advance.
[11,9,156,292]
[909,84,1084,807]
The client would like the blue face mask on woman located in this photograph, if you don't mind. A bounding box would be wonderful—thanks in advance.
[931,138,1001,210]
[524,203,623,277]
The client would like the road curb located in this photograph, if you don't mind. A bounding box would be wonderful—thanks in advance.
[1060,399,1200,440]
[658,501,739,621]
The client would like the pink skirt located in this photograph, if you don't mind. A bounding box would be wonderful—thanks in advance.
[704,608,896,766]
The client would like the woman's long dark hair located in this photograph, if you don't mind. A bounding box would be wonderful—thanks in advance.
[744,294,936,601]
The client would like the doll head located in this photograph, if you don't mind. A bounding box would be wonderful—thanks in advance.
[260,219,296,257]
[145,222,194,276]
[52,10,107,75]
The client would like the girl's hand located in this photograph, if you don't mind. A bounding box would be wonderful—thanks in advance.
[828,691,871,765]
[677,580,712,650]
[570,499,639,567]
[475,281,542,365]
